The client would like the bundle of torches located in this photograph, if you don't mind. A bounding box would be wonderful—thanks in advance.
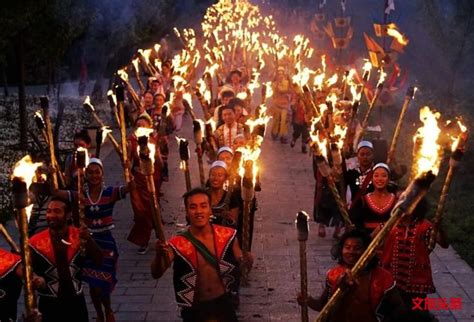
[2,0,470,319]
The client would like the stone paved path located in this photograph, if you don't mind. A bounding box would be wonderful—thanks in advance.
[3,114,474,321]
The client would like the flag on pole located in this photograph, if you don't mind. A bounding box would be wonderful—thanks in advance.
[385,0,395,15]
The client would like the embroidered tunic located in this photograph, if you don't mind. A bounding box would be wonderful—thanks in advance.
[350,193,397,233]
[0,248,22,321]
[29,227,83,298]
[29,227,89,321]
[326,265,396,322]
[168,225,239,308]
[82,185,125,294]
[380,219,436,295]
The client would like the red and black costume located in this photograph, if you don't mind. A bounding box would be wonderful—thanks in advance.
[325,264,400,322]
[29,227,89,322]
[350,192,397,233]
[0,248,22,322]
[127,133,162,248]
[168,225,239,321]
[380,219,436,305]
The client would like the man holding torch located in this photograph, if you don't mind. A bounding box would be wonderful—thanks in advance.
[297,229,406,322]
[29,197,102,322]
[151,188,251,322]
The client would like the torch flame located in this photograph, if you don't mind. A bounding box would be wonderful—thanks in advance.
[325,73,338,87]
[132,58,140,74]
[101,127,112,144]
[362,60,372,80]
[84,96,95,111]
[387,23,409,46]
[107,90,117,106]
[135,127,154,138]
[118,69,129,82]
[377,69,387,87]
[12,155,43,190]
[154,43,161,53]
[77,147,90,167]
[414,106,442,176]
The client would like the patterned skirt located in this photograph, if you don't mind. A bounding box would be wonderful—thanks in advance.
[82,230,118,295]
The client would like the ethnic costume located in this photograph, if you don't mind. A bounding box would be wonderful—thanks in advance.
[345,166,374,208]
[214,123,245,150]
[29,227,89,322]
[127,133,162,248]
[313,157,342,227]
[325,264,402,322]
[82,185,125,295]
[380,219,436,307]
[350,192,397,234]
[0,248,21,322]
[168,224,239,322]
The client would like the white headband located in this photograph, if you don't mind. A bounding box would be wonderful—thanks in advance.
[88,157,103,169]
[373,162,390,173]
[217,146,234,156]
[357,140,374,151]
[210,160,227,171]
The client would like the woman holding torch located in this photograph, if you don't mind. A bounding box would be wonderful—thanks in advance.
[349,163,398,235]
[127,114,163,254]
[54,158,133,322]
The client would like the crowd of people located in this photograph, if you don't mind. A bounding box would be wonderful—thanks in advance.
[0,61,455,322]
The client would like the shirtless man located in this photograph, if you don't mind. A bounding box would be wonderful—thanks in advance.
[151,188,250,322]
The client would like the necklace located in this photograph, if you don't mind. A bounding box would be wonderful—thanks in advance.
[85,184,104,212]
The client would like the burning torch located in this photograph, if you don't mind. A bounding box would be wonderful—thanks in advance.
[428,125,468,251]
[194,83,212,120]
[315,171,437,322]
[115,85,131,183]
[39,97,66,189]
[11,155,43,315]
[107,89,121,128]
[240,159,255,285]
[386,86,417,164]
[357,69,386,142]
[137,130,166,242]
[83,96,122,157]
[193,120,206,187]
[76,148,88,255]
[296,211,310,322]
[178,137,192,192]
